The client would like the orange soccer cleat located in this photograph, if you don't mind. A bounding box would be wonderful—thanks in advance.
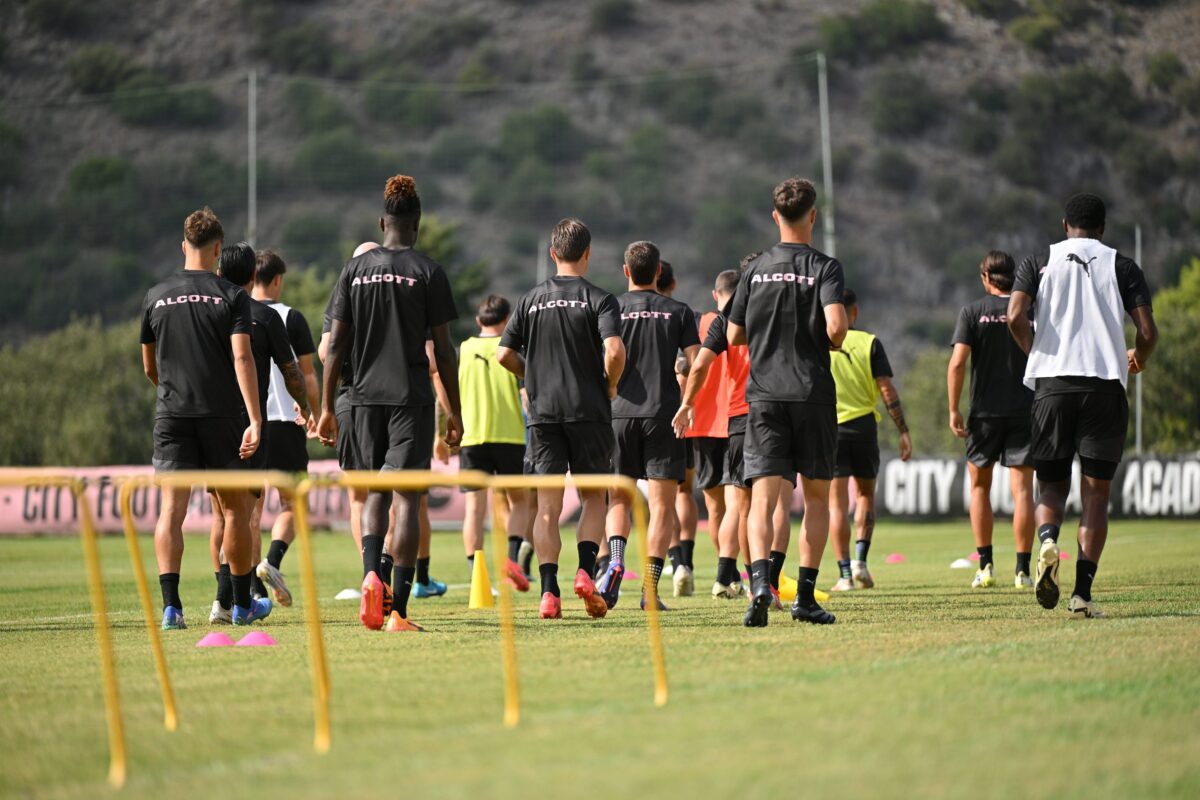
[574,568,608,619]
[385,611,425,632]
[505,559,531,592]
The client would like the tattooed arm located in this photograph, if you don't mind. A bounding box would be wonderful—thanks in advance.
[877,376,912,462]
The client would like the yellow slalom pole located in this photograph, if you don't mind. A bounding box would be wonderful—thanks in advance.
[118,480,178,732]
[629,488,668,707]
[490,487,521,727]
[291,479,332,754]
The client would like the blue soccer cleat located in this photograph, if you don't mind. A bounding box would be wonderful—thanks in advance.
[233,597,273,626]
[596,561,624,609]
[414,578,447,598]
[640,591,670,612]
[161,606,187,630]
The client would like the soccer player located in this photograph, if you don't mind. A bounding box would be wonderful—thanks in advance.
[1007,193,1157,618]
[948,251,1036,590]
[497,218,626,620]
[458,293,532,591]
[597,243,699,611]
[318,175,463,633]
[827,288,911,592]
[727,178,847,627]
[252,249,320,608]
[140,208,269,630]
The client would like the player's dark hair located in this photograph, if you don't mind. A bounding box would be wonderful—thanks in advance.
[738,251,762,273]
[625,240,660,286]
[184,206,224,248]
[657,260,675,293]
[383,174,421,224]
[773,178,817,223]
[219,241,256,287]
[254,249,287,286]
[980,250,1015,292]
[714,269,739,296]
[477,294,511,327]
[843,288,858,308]
[551,218,591,263]
[1064,192,1106,233]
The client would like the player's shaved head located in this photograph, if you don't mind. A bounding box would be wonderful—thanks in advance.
[353,241,380,258]
[1063,193,1106,236]
[714,269,739,298]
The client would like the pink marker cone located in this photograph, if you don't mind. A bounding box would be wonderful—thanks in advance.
[236,631,277,647]
[885,553,906,564]
[196,632,234,648]
[968,552,981,561]
[624,570,640,582]
[1059,551,1072,561]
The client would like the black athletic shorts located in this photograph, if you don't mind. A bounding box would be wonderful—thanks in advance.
[352,404,435,473]
[153,416,244,472]
[685,439,695,472]
[267,420,309,473]
[722,415,748,488]
[335,391,360,471]
[745,401,837,482]
[612,418,686,482]
[460,443,525,476]
[526,421,614,476]
[1031,391,1127,481]
[834,438,880,479]
[693,437,728,491]
[966,415,1032,469]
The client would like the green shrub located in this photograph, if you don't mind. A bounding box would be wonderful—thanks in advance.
[959,0,1019,18]
[1007,14,1060,52]
[819,1,946,63]
[570,50,603,82]
[1030,0,1091,25]
[0,120,25,186]
[496,157,561,223]
[868,69,941,136]
[285,79,347,133]
[592,0,636,31]
[429,128,483,171]
[640,72,719,127]
[957,112,1000,155]
[402,16,492,63]
[1116,136,1176,193]
[65,157,148,245]
[68,156,134,194]
[294,127,386,192]
[457,51,499,94]
[498,105,585,165]
[68,45,141,94]
[872,147,919,191]
[1009,67,1138,148]
[617,124,674,228]
[283,214,343,270]
[363,68,450,130]
[111,73,221,127]
[1147,51,1186,93]
[24,0,91,34]
[706,92,767,139]
[690,196,762,271]
[141,148,242,234]
[992,137,1044,188]
[966,78,1008,113]
[258,23,333,74]
[1174,76,1200,115]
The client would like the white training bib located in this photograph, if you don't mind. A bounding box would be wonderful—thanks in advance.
[266,302,300,422]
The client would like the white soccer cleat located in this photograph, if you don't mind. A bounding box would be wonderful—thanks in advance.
[829,577,856,592]
[1068,595,1105,618]
[1015,571,1033,589]
[673,565,694,597]
[851,560,874,589]
[256,559,293,607]
[1035,539,1061,609]
[209,600,232,625]
[971,563,996,588]
[712,581,741,600]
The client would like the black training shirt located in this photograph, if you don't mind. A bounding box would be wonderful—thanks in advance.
[322,301,354,394]
[500,275,622,425]
[951,294,1034,418]
[280,307,316,357]
[327,246,457,407]
[248,298,297,420]
[140,270,253,419]
[727,243,845,404]
[613,290,699,420]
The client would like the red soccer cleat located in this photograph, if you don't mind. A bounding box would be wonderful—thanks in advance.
[505,559,531,592]
[574,568,608,619]
[359,572,385,631]
[538,592,562,619]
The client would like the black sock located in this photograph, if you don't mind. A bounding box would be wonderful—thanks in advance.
[416,556,431,585]
[1073,559,1098,602]
[539,563,560,597]
[392,565,416,618]
[217,564,232,608]
[681,540,695,570]
[251,573,268,599]
[1037,523,1060,544]
[645,556,664,595]
[267,539,288,570]
[507,535,522,562]
[717,557,738,586]
[838,559,852,580]
[466,554,474,571]
[362,535,385,580]
[749,558,770,594]
[521,542,534,574]
[1015,552,1032,576]
[768,550,786,589]
[159,573,181,610]
[797,566,820,606]
[380,552,394,582]
[668,545,684,571]
[977,545,994,570]
[577,541,599,577]
[608,536,627,566]
[855,538,871,562]
[232,570,252,610]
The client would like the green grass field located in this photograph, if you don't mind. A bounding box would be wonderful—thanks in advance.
[1,520,1198,800]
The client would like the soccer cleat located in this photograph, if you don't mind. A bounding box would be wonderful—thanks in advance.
[729,580,746,597]
[641,591,670,611]
[233,597,272,626]
[385,610,425,632]
[574,568,608,618]
[414,577,447,598]
[593,555,610,581]
[596,561,625,609]
[672,565,695,598]
[1035,539,1061,609]
[743,585,772,628]
[971,564,996,589]
[769,586,784,611]
[851,560,874,589]
[256,559,293,607]
[161,606,187,630]
[360,571,386,630]
[712,581,741,600]
[830,577,856,593]
[208,601,232,625]
[1068,595,1105,619]
[790,599,836,625]
[518,540,534,576]
[504,559,530,592]
[1015,571,1033,589]
[538,592,562,619]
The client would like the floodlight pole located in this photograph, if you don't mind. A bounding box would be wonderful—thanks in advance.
[816,51,836,258]
[1135,223,1143,454]
[247,69,258,247]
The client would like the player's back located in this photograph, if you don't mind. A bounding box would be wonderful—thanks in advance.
[956,294,1032,418]
[701,309,750,418]
[613,290,698,420]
